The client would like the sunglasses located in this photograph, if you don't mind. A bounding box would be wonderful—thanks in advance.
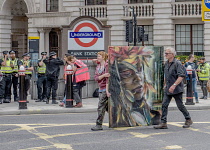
[165,53,172,55]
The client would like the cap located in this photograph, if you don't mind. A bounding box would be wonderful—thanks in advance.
[2,51,8,55]
[22,53,30,57]
[9,50,15,54]
[41,52,47,55]
[49,51,57,57]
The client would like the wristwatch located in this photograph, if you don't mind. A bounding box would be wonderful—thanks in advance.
[173,83,177,86]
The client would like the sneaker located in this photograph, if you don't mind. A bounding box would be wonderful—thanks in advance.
[59,102,65,107]
[91,125,103,131]
[183,119,193,128]
[204,96,207,100]
[154,123,168,129]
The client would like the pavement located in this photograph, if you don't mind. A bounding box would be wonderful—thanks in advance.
[0,94,210,115]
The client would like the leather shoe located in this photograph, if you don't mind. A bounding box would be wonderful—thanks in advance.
[183,119,193,128]
[52,100,58,104]
[74,102,83,108]
[35,99,42,102]
[46,99,49,104]
[154,123,168,129]
[200,96,204,99]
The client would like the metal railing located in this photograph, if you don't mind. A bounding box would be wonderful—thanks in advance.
[123,3,154,18]
[172,1,201,17]
[79,5,107,18]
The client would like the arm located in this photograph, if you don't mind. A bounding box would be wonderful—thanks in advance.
[27,61,33,71]
[1,55,7,66]
[54,58,64,65]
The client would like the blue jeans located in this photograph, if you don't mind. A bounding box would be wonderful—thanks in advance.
[189,78,198,101]
[62,96,66,104]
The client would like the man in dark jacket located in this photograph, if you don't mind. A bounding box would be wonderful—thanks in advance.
[43,51,64,104]
[154,47,193,129]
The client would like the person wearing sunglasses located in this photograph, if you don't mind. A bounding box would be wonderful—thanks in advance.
[154,47,193,129]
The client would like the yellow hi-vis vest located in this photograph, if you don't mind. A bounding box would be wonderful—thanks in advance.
[1,58,13,73]
[21,60,32,74]
[37,61,46,74]
[10,58,19,73]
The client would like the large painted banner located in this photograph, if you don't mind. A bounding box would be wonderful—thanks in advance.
[108,46,164,128]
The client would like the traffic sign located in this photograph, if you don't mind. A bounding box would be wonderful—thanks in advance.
[202,0,210,21]
[68,20,105,58]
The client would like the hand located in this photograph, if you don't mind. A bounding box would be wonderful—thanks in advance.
[103,73,110,78]
[42,55,47,59]
[169,85,176,93]
[106,91,111,97]
[196,69,201,72]
[15,73,18,77]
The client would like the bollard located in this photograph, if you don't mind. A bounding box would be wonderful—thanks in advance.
[18,65,27,109]
[65,65,74,108]
[185,65,195,105]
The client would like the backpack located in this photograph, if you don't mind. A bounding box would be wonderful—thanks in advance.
[93,88,99,97]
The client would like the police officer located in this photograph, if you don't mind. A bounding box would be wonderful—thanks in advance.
[20,53,34,101]
[0,51,13,103]
[35,52,47,102]
[43,51,64,104]
[9,50,21,102]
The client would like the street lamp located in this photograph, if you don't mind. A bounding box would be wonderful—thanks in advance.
[128,7,137,46]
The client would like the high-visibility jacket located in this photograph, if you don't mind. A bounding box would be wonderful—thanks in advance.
[21,60,32,74]
[198,62,210,81]
[37,60,46,74]
[74,60,90,83]
[10,58,19,73]
[0,58,13,73]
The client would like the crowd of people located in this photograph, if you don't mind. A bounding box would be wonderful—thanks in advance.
[0,51,90,107]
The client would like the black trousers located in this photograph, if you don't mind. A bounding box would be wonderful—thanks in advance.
[199,80,208,97]
[46,76,58,100]
[0,75,12,100]
[37,75,47,100]
[24,74,31,99]
[11,75,19,99]
[161,93,191,123]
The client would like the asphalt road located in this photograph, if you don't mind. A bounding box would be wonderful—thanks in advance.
[0,110,210,150]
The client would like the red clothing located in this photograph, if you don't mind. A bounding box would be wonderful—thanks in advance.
[94,62,108,91]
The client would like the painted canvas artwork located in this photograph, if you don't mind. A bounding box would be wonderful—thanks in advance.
[108,46,164,128]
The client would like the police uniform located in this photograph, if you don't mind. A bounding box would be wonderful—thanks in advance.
[0,51,12,103]
[9,50,20,101]
[35,52,47,102]
[43,51,64,104]
[20,53,33,100]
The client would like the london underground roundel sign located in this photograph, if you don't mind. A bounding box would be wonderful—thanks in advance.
[68,20,105,58]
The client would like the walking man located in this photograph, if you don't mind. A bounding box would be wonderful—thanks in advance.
[197,57,210,100]
[35,52,47,102]
[44,51,64,104]
[154,47,193,129]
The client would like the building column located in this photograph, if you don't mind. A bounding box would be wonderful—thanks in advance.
[0,15,12,57]
[153,0,174,48]
[204,21,210,61]
[107,0,127,46]
[45,29,51,55]
[38,28,45,57]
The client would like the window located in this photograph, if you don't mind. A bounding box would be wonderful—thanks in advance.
[128,0,153,3]
[46,0,58,12]
[138,25,153,46]
[175,24,204,56]
[85,0,107,5]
